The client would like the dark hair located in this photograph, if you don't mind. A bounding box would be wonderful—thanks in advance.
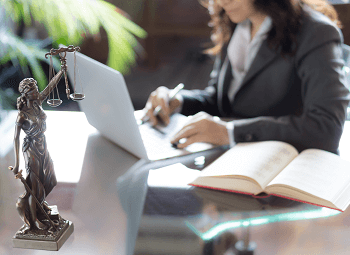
[202,0,342,56]
[17,78,38,110]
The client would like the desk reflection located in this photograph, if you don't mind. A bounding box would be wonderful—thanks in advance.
[135,165,341,255]
[73,133,149,255]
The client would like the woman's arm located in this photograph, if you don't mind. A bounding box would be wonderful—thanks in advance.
[178,55,223,116]
[233,39,350,153]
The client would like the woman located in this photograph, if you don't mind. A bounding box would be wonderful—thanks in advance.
[143,0,350,154]
[11,75,63,232]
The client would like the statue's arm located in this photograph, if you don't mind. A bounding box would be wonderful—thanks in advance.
[12,113,25,175]
[39,69,64,102]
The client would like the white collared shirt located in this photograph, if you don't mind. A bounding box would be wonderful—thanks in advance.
[227,16,273,102]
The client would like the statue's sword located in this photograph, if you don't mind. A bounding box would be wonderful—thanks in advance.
[8,167,58,232]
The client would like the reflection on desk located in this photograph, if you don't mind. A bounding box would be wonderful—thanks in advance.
[134,127,350,255]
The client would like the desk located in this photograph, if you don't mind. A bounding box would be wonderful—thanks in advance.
[0,110,349,255]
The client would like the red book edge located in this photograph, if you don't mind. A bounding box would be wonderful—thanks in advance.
[189,183,343,212]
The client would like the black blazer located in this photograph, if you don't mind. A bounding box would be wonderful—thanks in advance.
[179,7,350,154]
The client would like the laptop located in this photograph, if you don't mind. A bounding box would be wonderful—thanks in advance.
[65,51,215,161]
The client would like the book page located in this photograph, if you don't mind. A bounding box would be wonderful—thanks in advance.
[199,141,299,189]
[267,149,350,203]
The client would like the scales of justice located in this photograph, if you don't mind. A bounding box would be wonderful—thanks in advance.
[8,45,84,251]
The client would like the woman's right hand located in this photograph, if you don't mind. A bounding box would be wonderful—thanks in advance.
[142,86,181,126]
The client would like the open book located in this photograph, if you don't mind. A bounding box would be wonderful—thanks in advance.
[189,141,350,212]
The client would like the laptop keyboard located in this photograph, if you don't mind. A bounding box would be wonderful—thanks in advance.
[137,113,217,160]
[138,113,189,156]
[139,124,178,154]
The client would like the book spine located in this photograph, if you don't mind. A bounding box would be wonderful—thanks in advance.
[270,193,343,212]
[189,184,255,196]
[189,184,343,212]
[189,184,270,198]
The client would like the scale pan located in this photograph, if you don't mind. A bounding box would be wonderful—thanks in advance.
[69,93,85,101]
[47,99,62,107]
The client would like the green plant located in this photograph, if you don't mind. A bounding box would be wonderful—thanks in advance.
[0,0,147,90]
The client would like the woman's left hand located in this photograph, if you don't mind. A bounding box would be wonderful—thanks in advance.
[170,112,229,149]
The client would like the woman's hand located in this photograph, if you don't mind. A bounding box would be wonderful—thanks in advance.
[170,112,229,149]
[142,86,181,126]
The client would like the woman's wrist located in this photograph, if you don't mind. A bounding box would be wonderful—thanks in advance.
[226,121,235,148]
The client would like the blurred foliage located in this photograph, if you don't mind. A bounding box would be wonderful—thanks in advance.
[1,0,147,90]
[0,86,17,110]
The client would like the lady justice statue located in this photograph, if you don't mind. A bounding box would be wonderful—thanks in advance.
[8,45,82,250]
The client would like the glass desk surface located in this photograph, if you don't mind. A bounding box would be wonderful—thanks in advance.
[136,169,343,255]
[0,110,350,255]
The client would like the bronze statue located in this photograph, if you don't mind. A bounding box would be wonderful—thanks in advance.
[8,46,80,250]
[11,76,63,232]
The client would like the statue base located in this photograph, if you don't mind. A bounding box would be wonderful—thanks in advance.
[12,206,74,251]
